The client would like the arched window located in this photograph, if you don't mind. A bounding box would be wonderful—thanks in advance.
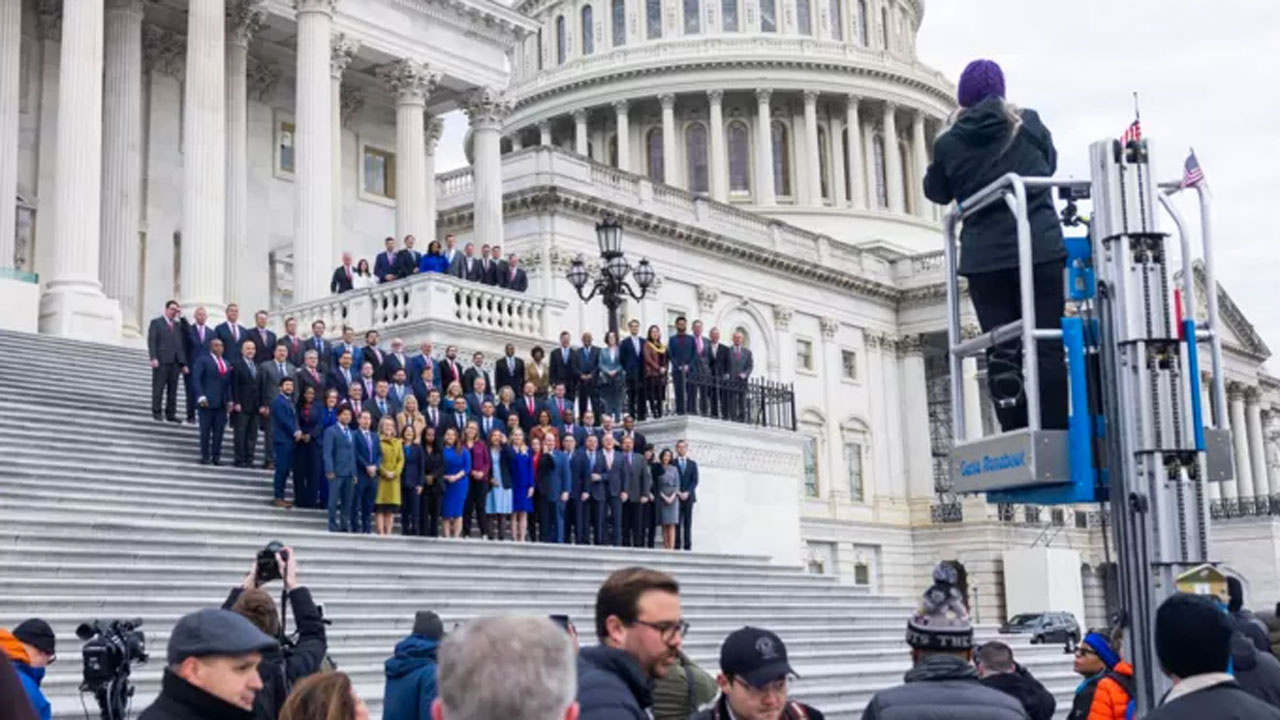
[900,141,912,212]
[581,5,595,55]
[772,120,791,198]
[555,15,567,64]
[646,0,662,38]
[829,0,843,40]
[684,0,700,33]
[880,6,889,49]
[685,122,709,193]
[612,0,626,46]
[796,0,812,35]
[818,126,831,200]
[759,0,776,31]
[646,127,664,181]
[857,0,868,45]
[872,134,887,208]
[722,0,738,31]
[608,135,619,167]
[727,121,751,194]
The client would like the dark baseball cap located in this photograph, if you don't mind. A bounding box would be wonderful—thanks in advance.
[720,627,798,688]
[13,619,56,658]
[413,611,444,640]
[167,609,278,666]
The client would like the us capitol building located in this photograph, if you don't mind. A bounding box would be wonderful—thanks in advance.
[3,0,1280,625]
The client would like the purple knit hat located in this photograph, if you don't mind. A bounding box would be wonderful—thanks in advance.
[957,59,1005,108]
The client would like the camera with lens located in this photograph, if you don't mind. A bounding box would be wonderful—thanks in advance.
[77,618,147,720]
[255,540,290,585]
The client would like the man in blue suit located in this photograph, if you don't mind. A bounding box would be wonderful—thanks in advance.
[214,303,248,365]
[546,435,577,543]
[667,316,697,415]
[192,338,234,466]
[187,305,216,353]
[572,434,600,545]
[271,377,302,508]
[408,341,439,389]
[373,236,399,283]
[573,331,601,419]
[322,405,358,532]
[330,325,358,369]
[619,318,645,419]
[595,434,624,546]
[352,410,381,534]
[675,439,699,550]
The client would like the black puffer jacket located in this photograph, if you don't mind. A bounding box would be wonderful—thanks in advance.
[1234,632,1280,708]
[1146,679,1280,720]
[923,96,1065,276]
[980,665,1056,720]
[138,670,254,720]
[221,587,328,720]
[860,654,1028,720]
[576,645,652,720]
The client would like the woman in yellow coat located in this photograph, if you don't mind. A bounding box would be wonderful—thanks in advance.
[374,416,404,536]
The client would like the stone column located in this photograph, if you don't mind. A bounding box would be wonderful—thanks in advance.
[1246,387,1269,499]
[883,102,904,214]
[845,95,863,209]
[424,115,444,243]
[381,59,437,245]
[224,1,265,308]
[292,0,335,304]
[911,109,929,217]
[1264,410,1279,500]
[32,2,62,283]
[962,355,984,440]
[0,0,20,269]
[754,89,775,206]
[708,90,726,202]
[509,133,523,151]
[660,93,678,187]
[573,108,589,156]
[1227,382,1250,501]
[899,335,935,506]
[538,120,551,146]
[330,34,358,262]
[613,100,630,171]
[802,91,821,206]
[830,113,846,208]
[465,87,513,249]
[100,0,147,337]
[39,0,122,340]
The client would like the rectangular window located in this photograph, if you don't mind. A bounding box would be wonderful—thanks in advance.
[841,349,857,380]
[665,308,685,338]
[722,0,738,30]
[612,0,627,45]
[1024,505,1041,524]
[806,559,825,574]
[829,0,843,39]
[684,0,700,33]
[278,120,295,175]
[1075,510,1089,529]
[796,0,812,35]
[796,338,813,371]
[363,147,396,199]
[803,437,819,497]
[759,0,776,31]
[844,442,863,501]
[1051,508,1066,527]
[646,0,662,38]
[998,503,1015,522]
[853,562,870,585]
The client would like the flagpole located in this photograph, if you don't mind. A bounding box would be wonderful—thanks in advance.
[1133,91,1141,123]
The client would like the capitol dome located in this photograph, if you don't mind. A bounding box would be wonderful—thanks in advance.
[505,0,955,252]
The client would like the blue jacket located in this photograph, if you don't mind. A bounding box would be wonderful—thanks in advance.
[418,254,450,274]
[668,333,696,371]
[191,353,234,409]
[323,423,357,478]
[577,645,650,720]
[271,393,299,441]
[354,428,382,479]
[675,457,699,502]
[12,659,49,720]
[551,450,575,498]
[383,635,439,720]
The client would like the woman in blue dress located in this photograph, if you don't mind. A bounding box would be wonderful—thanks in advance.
[485,428,513,540]
[440,426,471,538]
[509,429,535,543]
[418,240,450,274]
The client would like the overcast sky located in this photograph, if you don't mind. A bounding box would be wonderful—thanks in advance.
[438,0,1280,362]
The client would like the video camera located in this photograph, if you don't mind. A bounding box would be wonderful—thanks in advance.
[77,618,148,720]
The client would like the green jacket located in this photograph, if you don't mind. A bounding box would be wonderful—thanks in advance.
[651,652,718,720]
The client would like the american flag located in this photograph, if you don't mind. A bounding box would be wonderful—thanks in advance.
[1182,149,1206,188]
[1120,119,1142,146]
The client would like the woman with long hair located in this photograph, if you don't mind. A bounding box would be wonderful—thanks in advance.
[395,394,426,443]
[418,240,450,274]
[508,430,536,542]
[486,428,513,540]
[399,424,425,535]
[656,448,680,550]
[444,380,464,403]
[465,421,492,539]
[439,426,470,538]
[352,259,374,290]
[294,384,320,508]
[924,59,1066,433]
[528,435,556,543]
[374,416,403,536]
[527,346,550,399]
[495,385,517,428]
[420,425,444,537]
[642,325,669,420]
[598,330,624,422]
[279,671,369,720]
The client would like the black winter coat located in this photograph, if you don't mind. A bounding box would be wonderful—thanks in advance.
[980,665,1056,720]
[1235,632,1280,708]
[860,654,1028,720]
[221,587,328,720]
[1146,680,1280,720]
[576,645,651,720]
[138,670,254,720]
[924,96,1065,276]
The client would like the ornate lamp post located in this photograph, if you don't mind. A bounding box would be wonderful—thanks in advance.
[566,214,655,336]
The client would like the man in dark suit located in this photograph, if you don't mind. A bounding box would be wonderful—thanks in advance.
[619,435,652,548]
[322,405,358,531]
[574,332,601,419]
[727,330,754,421]
[330,325,358,369]
[465,376,494,419]
[408,341,438,389]
[306,320,331,373]
[147,300,187,422]
[214,303,248,366]
[494,343,525,395]
[706,327,730,418]
[500,253,528,292]
[690,319,710,416]
[373,236,399,283]
[478,244,498,286]
[358,362,376,401]
[548,434,576,543]
[619,319,645,419]
[461,352,491,397]
[421,388,445,448]
[389,368,411,409]
[271,377,302,508]
[362,330,386,381]
[441,233,461,271]
[452,242,482,282]
[326,350,357,400]
[178,310,198,423]
[340,380,367,420]
[597,434,624,546]
[516,381,542,433]
[561,414,587,450]
[384,338,409,383]
[277,316,304,367]
[258,344,296,470]
[675,439,699,550]
[230,340,262,468]
[248,310,277,361]
[296,350,325,406]
[549,332,577,403]
[437,346,462,392]
[187,305,215,354]
[192,338,234,465]
[394,235,420,279]
[447,396,471,438]
[352,410,381,533]
[576,434,602,545]
[370,380,399,428]
[618,415,647,455]
[668,316,696,415]
[475,401,505,441]
[330,251,356,294]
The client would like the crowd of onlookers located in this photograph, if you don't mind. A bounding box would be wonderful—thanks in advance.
[147,291,761,548]
[328,233,530,293]
[9,559,1280,720]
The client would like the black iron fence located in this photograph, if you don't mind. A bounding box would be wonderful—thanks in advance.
[1210,496,1280,519]
[622,372,797,432]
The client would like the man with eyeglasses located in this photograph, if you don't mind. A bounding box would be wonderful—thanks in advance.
[691,626,823,720]
[577,567,687,719]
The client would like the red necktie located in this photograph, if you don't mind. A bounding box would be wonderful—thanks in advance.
[232,325,238,342]
[346,266,352,279]
[527,398,533,414]
[311,369,319,381]
[215,356,226,374]
[291,337,298,353]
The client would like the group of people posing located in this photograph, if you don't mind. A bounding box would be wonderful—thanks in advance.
[328,233,530,293]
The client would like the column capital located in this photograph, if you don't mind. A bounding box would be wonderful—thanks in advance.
[846,93,861,110]
[612,99,629,114]
[106,0,150,18]
[339,86,364,127]
[378,59,439,106]
[537,119,551,133]
[707,89,724,104]
[696,285,719,313]
[802,90,819,105]
[911,108,926,127]
[330,33,360,79]
[294,0,337,15]
[143,24,186,79]
[961,322,981,340]
[425,114,445,152]
[773,305,794,331]
[756,88,772,105]
[820,317,839,339]
[572,108,589,123]
[659,93,676,111]
[464,87,514,130]
[897,333,923,355]
[883,101,897,115]
[227,0,268,47]
[246,56,280,100]
[1228,381,1246,401]
[36,0,62,42]
[1246,385,1262,404]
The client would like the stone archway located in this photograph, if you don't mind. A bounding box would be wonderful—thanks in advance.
[715,298,779,379]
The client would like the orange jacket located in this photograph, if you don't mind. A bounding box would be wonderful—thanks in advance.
[0,629,31,665]
[1069,661,1133,720]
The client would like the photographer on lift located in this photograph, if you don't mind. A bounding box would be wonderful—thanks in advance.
[221,545,328,720]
